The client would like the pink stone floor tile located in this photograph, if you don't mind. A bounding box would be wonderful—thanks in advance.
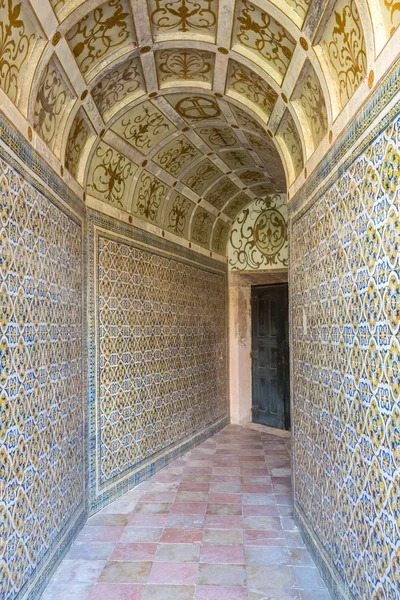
[200,544,245,564]
[88,583,143,600]
[195,585,248,600]
[43,426,328,600]
[128,515,168,527]
[170,502,207,515]
[243,504,280,516]
[208,493,241,504]
[160,528,203,544]
[147,561,198,584]
[109,543,157,561]
[141,492,176,502]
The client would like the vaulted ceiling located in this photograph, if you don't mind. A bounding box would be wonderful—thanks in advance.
[0,0,398,255]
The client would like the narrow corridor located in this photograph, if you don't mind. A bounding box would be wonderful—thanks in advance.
[42,426,329,600]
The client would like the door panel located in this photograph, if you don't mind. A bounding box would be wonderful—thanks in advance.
[251,284,290,430]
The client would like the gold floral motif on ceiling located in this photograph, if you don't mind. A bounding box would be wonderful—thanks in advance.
[277,109,304,180]
[164,190,195,237]
[0,0,38,103]
[33,59,74,152]
[90,56,145,121]
[195,125,240,149]
[65,109,91,181]
[149,0,217,41]
[65,0,136,81]
[320,0,367,107]
[245,132,287,190]
[204,177,240,209]
[223,192,251,219]
[152,135,201,176]
[226,60,278,120]
[291,60,328,151]
[87,140,138,208]
[181,158,222,194]
[233,0,296,84]
[191,206,215,247]
[219,149,255,169]
[237,168,268,185]
[382,0,400,35]
[268,0,310,28]
[111,101,175,154]
[230,104,268,136]
[132,170,169,223]
[212,219,230,254]
[155,48,214,88]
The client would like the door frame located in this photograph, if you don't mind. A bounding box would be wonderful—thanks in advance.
[229,269,289,427]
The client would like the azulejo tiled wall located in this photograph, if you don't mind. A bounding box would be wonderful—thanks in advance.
[87,214,229,511]
[0,154,85,600]
[291,111,400,597]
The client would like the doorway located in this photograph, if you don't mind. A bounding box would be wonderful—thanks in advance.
[251,283,290,430]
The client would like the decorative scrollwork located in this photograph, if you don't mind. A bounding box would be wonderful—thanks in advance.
[134,172,168,222]
[0,0,36,102]
[279,112,303,178]
[384,0,400,32]
[183,159,220,194]
[296,63,327,148]
[223,192,251,219]
[228,61,278,117]
[150,0,217,34]
[231,104,267,135]
[91,57,144,117]
[157,48,213,83]
[197,126,238,149]
[237,0,295,80]
[65,111,90,179]
[167,192,192,234]
[205,178,238,210]
[324,0,367,106]
[154,137,199,176]
[191,207,213,246]
[33,60,70,148]
[66,0,132,76]
[238,169,266,185]
[89,142,134,206]
[115,103,172,153]
[229,196,288,270]
[212,220,230,254]
[220,149,254,169]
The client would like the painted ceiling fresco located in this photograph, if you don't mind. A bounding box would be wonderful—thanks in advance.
[0,0,398,255]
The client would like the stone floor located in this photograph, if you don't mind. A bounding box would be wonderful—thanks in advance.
[42,425,330,600]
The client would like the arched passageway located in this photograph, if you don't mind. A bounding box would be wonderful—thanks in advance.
[0,0,399,597]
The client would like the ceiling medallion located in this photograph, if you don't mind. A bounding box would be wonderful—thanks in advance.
[281,92,288,103]
[218,47,229,54]
[81,90,88,101]
[140,46,151,53]
[175,96,221,120]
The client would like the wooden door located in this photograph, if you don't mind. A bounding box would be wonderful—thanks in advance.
[251,284,290,430]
